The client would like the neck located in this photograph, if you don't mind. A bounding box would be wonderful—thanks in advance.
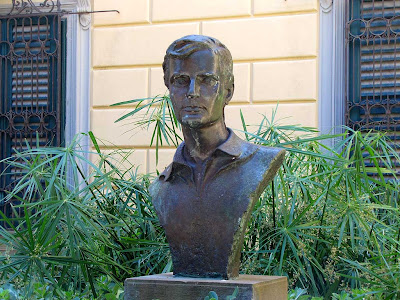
[182,119,229,161]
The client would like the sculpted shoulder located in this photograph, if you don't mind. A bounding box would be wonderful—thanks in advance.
[255,144,286,166]
[239,140,286,185]
[240,139,286,168]
[148,163,172,196]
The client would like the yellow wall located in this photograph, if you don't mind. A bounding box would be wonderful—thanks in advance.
[91,0,319,173]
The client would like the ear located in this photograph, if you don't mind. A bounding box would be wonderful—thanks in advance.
[224,83,234,105]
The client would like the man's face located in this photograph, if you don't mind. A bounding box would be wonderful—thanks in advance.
[168,49,230,129]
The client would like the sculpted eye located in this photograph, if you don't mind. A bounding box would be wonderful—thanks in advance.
[172,75,189,87]
[200,76,218,86]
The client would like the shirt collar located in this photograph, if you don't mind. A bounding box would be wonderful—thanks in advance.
[159,129,249,181]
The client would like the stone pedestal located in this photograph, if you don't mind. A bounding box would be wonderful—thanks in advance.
[124,273,287,300]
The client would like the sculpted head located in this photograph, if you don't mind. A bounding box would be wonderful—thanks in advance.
[162,35,234,129]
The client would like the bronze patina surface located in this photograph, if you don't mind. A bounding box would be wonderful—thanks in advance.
[149,35,285,279]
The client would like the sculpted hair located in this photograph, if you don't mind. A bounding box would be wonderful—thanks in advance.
[162,35,234,89]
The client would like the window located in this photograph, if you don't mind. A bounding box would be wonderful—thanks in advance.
[0,12,66,220]
[346,0,400,136]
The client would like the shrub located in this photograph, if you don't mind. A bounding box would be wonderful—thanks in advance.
[0,97,399,298]
[0,134,168,298]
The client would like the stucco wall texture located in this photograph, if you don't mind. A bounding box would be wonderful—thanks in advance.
[90,0,319,173]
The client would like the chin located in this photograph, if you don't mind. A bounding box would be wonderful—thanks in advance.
[182,120,204,128]
[181,116,207,129]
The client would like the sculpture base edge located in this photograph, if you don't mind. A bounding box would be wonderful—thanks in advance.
[124,272,287,300]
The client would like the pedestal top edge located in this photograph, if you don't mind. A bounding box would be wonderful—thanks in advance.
[125,273,287,286]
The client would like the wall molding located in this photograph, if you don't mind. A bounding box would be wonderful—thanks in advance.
[64,1,90,157]
[319,0,345,141]
[0,0,91,30]
[320,0,333,13]
[77,0,91,30]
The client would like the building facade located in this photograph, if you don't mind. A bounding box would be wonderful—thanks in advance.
[0,0,398,176]
[91,0,319,172]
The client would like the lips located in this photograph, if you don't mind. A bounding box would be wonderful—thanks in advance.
[182,106,205,113]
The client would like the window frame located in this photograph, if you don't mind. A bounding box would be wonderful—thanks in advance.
[0,0,91,219]
[318,0,346,141]
[0,0,91,147]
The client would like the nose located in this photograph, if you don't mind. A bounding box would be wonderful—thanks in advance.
[187,78,199,99]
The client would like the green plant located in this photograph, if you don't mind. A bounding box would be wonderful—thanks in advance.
[0,133,169,298]
[111,94,182,165]
[113,96,400,298]
[288,287,324,300]
[204,286,239,300]
[241,123,400,297]
[1,95,399,299]
[0,288,10,300]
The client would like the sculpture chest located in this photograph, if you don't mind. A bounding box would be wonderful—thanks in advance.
[154,166,256,277]
[150,145,284,279]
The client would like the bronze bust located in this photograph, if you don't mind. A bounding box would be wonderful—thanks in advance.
[149,35,285,279]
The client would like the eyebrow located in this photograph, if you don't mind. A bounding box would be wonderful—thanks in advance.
[171,73,188,78]
[198,73,219,80]
[170,73,220,80]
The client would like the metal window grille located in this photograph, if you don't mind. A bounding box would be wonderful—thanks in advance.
[346,0,400,134]
[346,0,400,179]
[0,1,65,223]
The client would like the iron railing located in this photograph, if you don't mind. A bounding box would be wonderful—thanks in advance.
[346,0,400,134]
